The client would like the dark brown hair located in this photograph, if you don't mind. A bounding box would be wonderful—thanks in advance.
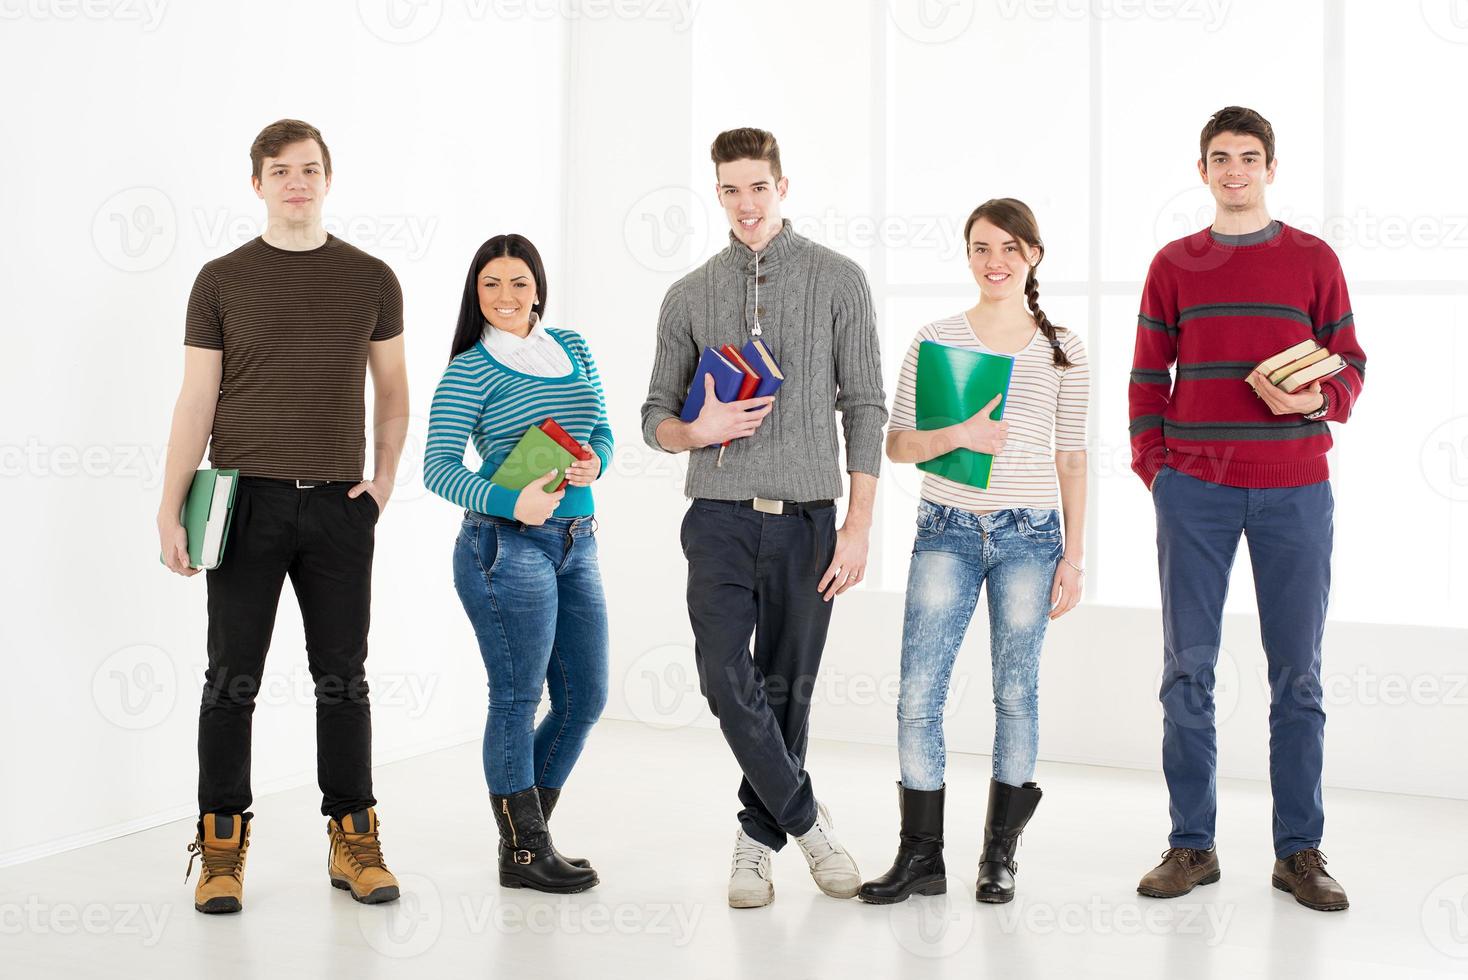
[710,127,782,181]
[449,234,548,361]
[250,119,332,182]
[1199,105,1275,165]
[963,198,1072,369]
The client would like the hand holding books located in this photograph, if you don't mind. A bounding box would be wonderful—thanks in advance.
[687,373,774,447]
[514,470,566,526]
[1247,339,1340,418]
[680,341,785,463]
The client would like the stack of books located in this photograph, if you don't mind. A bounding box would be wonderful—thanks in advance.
[490,418,594,492]
[1248,339,1346,394]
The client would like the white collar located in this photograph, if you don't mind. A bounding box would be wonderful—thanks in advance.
[483,319,551,353]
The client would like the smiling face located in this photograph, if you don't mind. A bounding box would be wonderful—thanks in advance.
[967,217,1038,303]
[715,157,788,251]
[1198,131,1275,213]
[252,139,329,227]
[478,256,538,336]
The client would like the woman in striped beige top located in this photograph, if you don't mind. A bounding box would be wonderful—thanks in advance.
[859,199,1090,908]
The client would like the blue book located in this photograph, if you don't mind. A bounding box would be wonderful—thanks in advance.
[741,338,785,398]
[680,347,747,422]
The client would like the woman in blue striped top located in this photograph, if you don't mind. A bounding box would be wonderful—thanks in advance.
[424,234,611,894]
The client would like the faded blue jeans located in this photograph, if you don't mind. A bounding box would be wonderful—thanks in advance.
[898,500,1063,790]
[452,511,609,796]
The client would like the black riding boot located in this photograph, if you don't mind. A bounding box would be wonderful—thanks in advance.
[858,782,947,904]
[491,787,599,894]
[975,778,1042,904]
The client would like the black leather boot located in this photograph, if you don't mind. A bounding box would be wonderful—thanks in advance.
[975,779,1042,904]
[858,782,947,904]
[536,785,592,871]
[491,788,599,893]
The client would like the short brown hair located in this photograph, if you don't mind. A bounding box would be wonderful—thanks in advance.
[250,119,332,182]
[710,127,782,181]
[1199,106,1275,165]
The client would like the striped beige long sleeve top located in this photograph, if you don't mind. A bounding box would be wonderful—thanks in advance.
[889,313,1090,513]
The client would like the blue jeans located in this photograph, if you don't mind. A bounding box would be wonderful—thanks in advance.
[898,501,1062,790]
[452,512,609,796]
[1153,466,1333,859]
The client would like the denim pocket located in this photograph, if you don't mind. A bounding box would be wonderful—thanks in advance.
[914,502,942,540]
[1016,508,1061,540]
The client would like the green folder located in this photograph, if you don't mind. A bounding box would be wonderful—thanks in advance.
[915,341,1015,490]
[160,468,239,570]
[489,425,580,492]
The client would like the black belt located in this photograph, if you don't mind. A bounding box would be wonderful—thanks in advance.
[727,497,834,516]
[242,477,351,489]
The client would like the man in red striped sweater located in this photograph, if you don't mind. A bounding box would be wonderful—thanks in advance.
[1129,106,1365,912]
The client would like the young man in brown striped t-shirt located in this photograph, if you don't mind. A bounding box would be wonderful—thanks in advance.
[156,119,409,914]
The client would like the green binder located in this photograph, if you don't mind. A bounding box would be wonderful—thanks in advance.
[915,340,1015,490]
[161,468,239,570]
[488,425,580,492]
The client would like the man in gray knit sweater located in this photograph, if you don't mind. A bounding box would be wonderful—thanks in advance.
[641,128,888,908]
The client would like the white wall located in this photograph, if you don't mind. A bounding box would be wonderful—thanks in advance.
[4,0,1464,868]
[0,3,569,865]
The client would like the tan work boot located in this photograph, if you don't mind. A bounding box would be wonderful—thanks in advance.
[326,807,400,904]
[186,813,251,914]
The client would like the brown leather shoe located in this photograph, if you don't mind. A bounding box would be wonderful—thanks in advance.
[1137,846,1221,898]
[327,808,400,904]
[186,813,251,914]
[1273,848,1348,911]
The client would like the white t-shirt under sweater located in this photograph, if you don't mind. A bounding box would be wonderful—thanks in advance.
[888,312,1090,513]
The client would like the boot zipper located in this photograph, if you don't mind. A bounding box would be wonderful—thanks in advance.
[502,798,518,847]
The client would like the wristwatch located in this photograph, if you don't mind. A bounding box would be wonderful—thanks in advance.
[1303,388,1329,421]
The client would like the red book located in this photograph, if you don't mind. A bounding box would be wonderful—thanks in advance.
[718,345,763,450]
[538,418,593,490]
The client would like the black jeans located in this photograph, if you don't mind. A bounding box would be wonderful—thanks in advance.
[198,477,379,819]
[680,499,838,851]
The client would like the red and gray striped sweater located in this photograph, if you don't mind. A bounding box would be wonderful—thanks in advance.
[1128,220,1366,489]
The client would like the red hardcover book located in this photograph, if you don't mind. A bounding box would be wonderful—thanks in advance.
[718,345,763,451]
[538,418,593,490]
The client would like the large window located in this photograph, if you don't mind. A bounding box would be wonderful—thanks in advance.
[685,0,1466,628]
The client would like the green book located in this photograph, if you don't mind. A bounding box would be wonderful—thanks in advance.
[161,468,239,570]
[915,340,1015,490]
[489,425,580,492]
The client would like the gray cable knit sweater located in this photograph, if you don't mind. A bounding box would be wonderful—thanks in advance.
[640,220,887,501]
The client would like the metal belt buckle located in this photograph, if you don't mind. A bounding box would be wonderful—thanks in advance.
[295,479,323,489]
[752,496,784,515]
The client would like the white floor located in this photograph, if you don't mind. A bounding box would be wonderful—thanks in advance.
[3,719,1465,979]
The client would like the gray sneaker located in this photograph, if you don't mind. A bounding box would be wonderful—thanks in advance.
[728,830,774,908]
[794,801,861,899]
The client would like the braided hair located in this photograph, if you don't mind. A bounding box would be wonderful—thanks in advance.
[964,198,1073,369]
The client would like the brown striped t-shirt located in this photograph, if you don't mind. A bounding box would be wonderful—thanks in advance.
[184,235,404,481]
[889,313,1090,512]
